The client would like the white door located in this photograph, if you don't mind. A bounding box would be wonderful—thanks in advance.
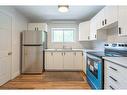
[45,52,54,70]
[0,12,12,86]
[118,6,127,36]
[74,52,83,70]
[53,52,63,70]
[63,52,74,70]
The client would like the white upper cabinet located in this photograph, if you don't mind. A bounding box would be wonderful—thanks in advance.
[118,6,127,36]
[98,8,105,28]
[97,6,118,29]
[79,21,90,41]
[105,6,118,26]
[90,12,107,41]
[90,15,98,40]
[28,23,47,31]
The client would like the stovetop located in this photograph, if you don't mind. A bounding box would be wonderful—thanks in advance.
[87,51,127,58]
[86,43,127,58]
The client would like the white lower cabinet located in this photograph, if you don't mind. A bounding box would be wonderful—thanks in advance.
[63,52,74,70]
[74,52,83,70]
[104,60,127,89]
[45,52,54,70]
[45,51,83,71]
[53,52,63,70]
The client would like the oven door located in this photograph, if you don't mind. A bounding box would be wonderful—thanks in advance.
[86,54,103,89]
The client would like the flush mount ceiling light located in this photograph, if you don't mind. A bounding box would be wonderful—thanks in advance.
[58,5,69,13]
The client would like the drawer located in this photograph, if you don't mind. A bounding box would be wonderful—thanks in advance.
[106,79,120,90]
[106,61,127,80]
[106,75,127,89]
[105,60,127,89]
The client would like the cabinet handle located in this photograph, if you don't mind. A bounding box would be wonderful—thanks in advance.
[61,52,63,56]
[8,52,12,55]
[51,52,53,56]
[105,19,107,25]
[109,66,117,71]
[35,27,36,31]
[109,85,115,90]
[82,52,83,56]
[88,36,90,40]
[74,52,76,56]
[102,21,104,26]
[118,27,121,34]
[95,34,96,38]
[109,76,117,82]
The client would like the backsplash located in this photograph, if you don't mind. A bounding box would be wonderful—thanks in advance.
[91,26,127,50]
[107,27,127,43]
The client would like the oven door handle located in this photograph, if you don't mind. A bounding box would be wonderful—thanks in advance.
[87,57,102,62]
[87,54,102,62]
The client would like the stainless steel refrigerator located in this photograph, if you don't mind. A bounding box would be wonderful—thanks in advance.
[21,31,47,74]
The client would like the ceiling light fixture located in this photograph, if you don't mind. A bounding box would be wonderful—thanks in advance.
[58,5,69,13]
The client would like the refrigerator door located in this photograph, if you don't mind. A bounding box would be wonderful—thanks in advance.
[22,46,43,73]
[22,31,43,45]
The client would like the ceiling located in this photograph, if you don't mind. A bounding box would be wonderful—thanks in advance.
[14,6,104,22]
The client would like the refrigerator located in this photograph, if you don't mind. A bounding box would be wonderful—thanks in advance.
[21,31,47,74]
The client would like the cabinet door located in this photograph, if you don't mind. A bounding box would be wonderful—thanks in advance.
[79,21,90,41]
[105,6,118,26]
[90,16,97,40]
[53,52,63,70]
[63,52,74,70]
[99,8,105,28]
[45,52,54,70]
[28,23,37,31]
[118,6,127,36]
[37,23,47,31]
[82,52,87,74]
[74,52,83,70]
[28,23,47,31]
[0,12,12,86]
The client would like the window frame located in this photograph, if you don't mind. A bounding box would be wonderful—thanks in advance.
[51,28,76,43]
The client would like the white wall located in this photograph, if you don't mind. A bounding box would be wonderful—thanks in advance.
[47,21,92,49]
[0,7,28,79]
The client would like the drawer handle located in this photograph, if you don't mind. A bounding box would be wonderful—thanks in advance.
[109,76,117,82]
[109,66,117,71]
[109,85,115,90]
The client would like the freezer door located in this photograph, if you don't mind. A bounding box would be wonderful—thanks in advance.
[22,31,43,45]
[22,46,43,73]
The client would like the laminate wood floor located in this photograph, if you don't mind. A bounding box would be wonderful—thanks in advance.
[0,71,91,89]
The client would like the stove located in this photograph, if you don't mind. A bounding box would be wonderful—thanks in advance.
[87,51,127,58]
[86,43,127,90]
[87,43,127,58]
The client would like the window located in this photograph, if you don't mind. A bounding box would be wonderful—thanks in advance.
[52,28,75,42]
